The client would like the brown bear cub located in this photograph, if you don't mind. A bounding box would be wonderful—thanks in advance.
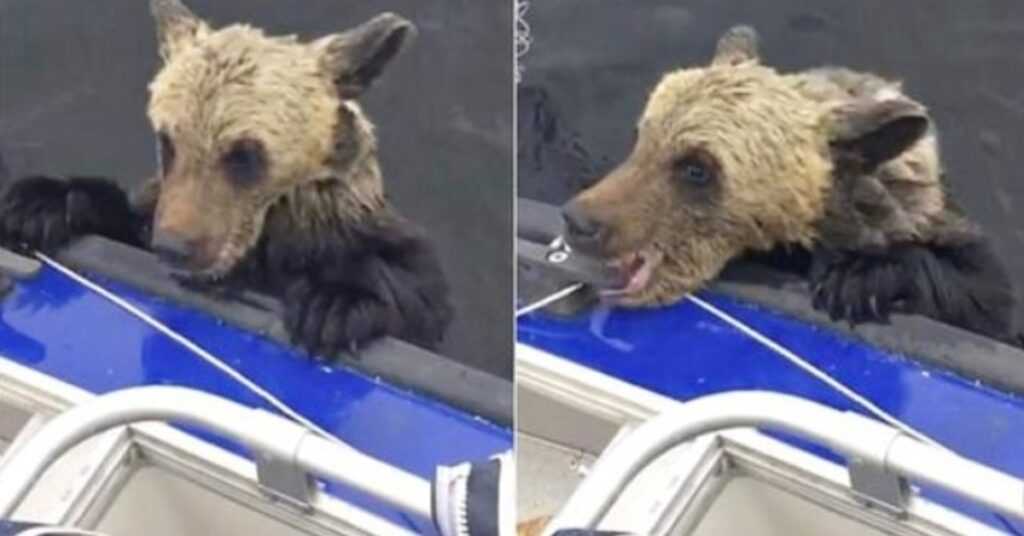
[563,26,1019,345]
[0,0,452,357]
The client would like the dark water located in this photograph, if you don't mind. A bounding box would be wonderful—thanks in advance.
[0,0,513,378]
[518,0,1024,335]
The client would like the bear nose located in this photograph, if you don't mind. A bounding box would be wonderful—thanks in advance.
[151,230,196,268]
[561,201,604,242]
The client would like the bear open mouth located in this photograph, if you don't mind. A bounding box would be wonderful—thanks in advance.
[166,260,231,284]
[161,229,252,284]
[163,254,234,284]
[600,249,664,299]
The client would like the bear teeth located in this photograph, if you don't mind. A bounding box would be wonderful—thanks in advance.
[601,250,663,299]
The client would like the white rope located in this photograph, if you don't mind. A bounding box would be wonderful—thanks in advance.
[683,294,944,449]
[35,252,343,445]
[518,283,946,450]
[516,282,584,318]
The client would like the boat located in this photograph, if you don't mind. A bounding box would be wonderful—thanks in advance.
[516,198,1024,535]
[0,237,513,536]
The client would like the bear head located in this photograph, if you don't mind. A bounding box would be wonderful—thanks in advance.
[562,26,931,306]
[146,0,414,279]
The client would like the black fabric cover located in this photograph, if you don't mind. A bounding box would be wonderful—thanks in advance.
[465,457,501,536]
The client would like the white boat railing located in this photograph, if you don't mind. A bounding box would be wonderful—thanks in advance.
[544,391,1024,534]
[0,386,432,521]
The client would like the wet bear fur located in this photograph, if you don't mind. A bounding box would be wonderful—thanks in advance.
[563,26,1019,346]
[0,0,452,357]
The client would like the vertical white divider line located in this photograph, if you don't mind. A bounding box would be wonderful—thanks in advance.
[515,1,532,84]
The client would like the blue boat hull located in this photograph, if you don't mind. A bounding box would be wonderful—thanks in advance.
[0,267,511,534]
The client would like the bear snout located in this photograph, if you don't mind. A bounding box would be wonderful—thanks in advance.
[561,199,607,254]
[152,228,210,271]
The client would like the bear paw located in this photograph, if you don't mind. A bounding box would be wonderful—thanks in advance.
[284,279,396,359]
[0,176,75,254]
[809,242,1017,343]
[0,176,134,255]
[809,249,906,325]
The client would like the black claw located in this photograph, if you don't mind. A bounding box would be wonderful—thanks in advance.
[867,295,881,321]
[284,282,311,345]
[65,189,92,229]
[282,283,391,361]
[320,298,349,359]
[808,247,917,328]
[828,297,842,322]
[811,281,828,311]
[39,217,58,251]
[300,295,331,355]
[824,277,843,320]
[22,217,42,248]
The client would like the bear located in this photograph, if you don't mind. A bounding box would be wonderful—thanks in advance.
[0,0,453,357]
[561,25,1020,346]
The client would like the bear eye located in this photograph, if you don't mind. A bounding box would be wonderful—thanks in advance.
[221,138,268,186]
[674,153,717,186]
[156,131,175,177]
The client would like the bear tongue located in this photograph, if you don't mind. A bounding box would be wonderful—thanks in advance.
[601,251,660,298]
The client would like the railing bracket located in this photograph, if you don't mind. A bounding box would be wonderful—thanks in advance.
[848,457,910,517]
[256,451,314,513]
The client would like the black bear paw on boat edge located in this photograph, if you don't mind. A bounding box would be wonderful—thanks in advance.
[0,176,137,255]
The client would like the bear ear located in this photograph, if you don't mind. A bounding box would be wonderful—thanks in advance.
[150,0,203,61]
[314,13,416,99]
[711,25,760,67]
[829,97,930,171]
